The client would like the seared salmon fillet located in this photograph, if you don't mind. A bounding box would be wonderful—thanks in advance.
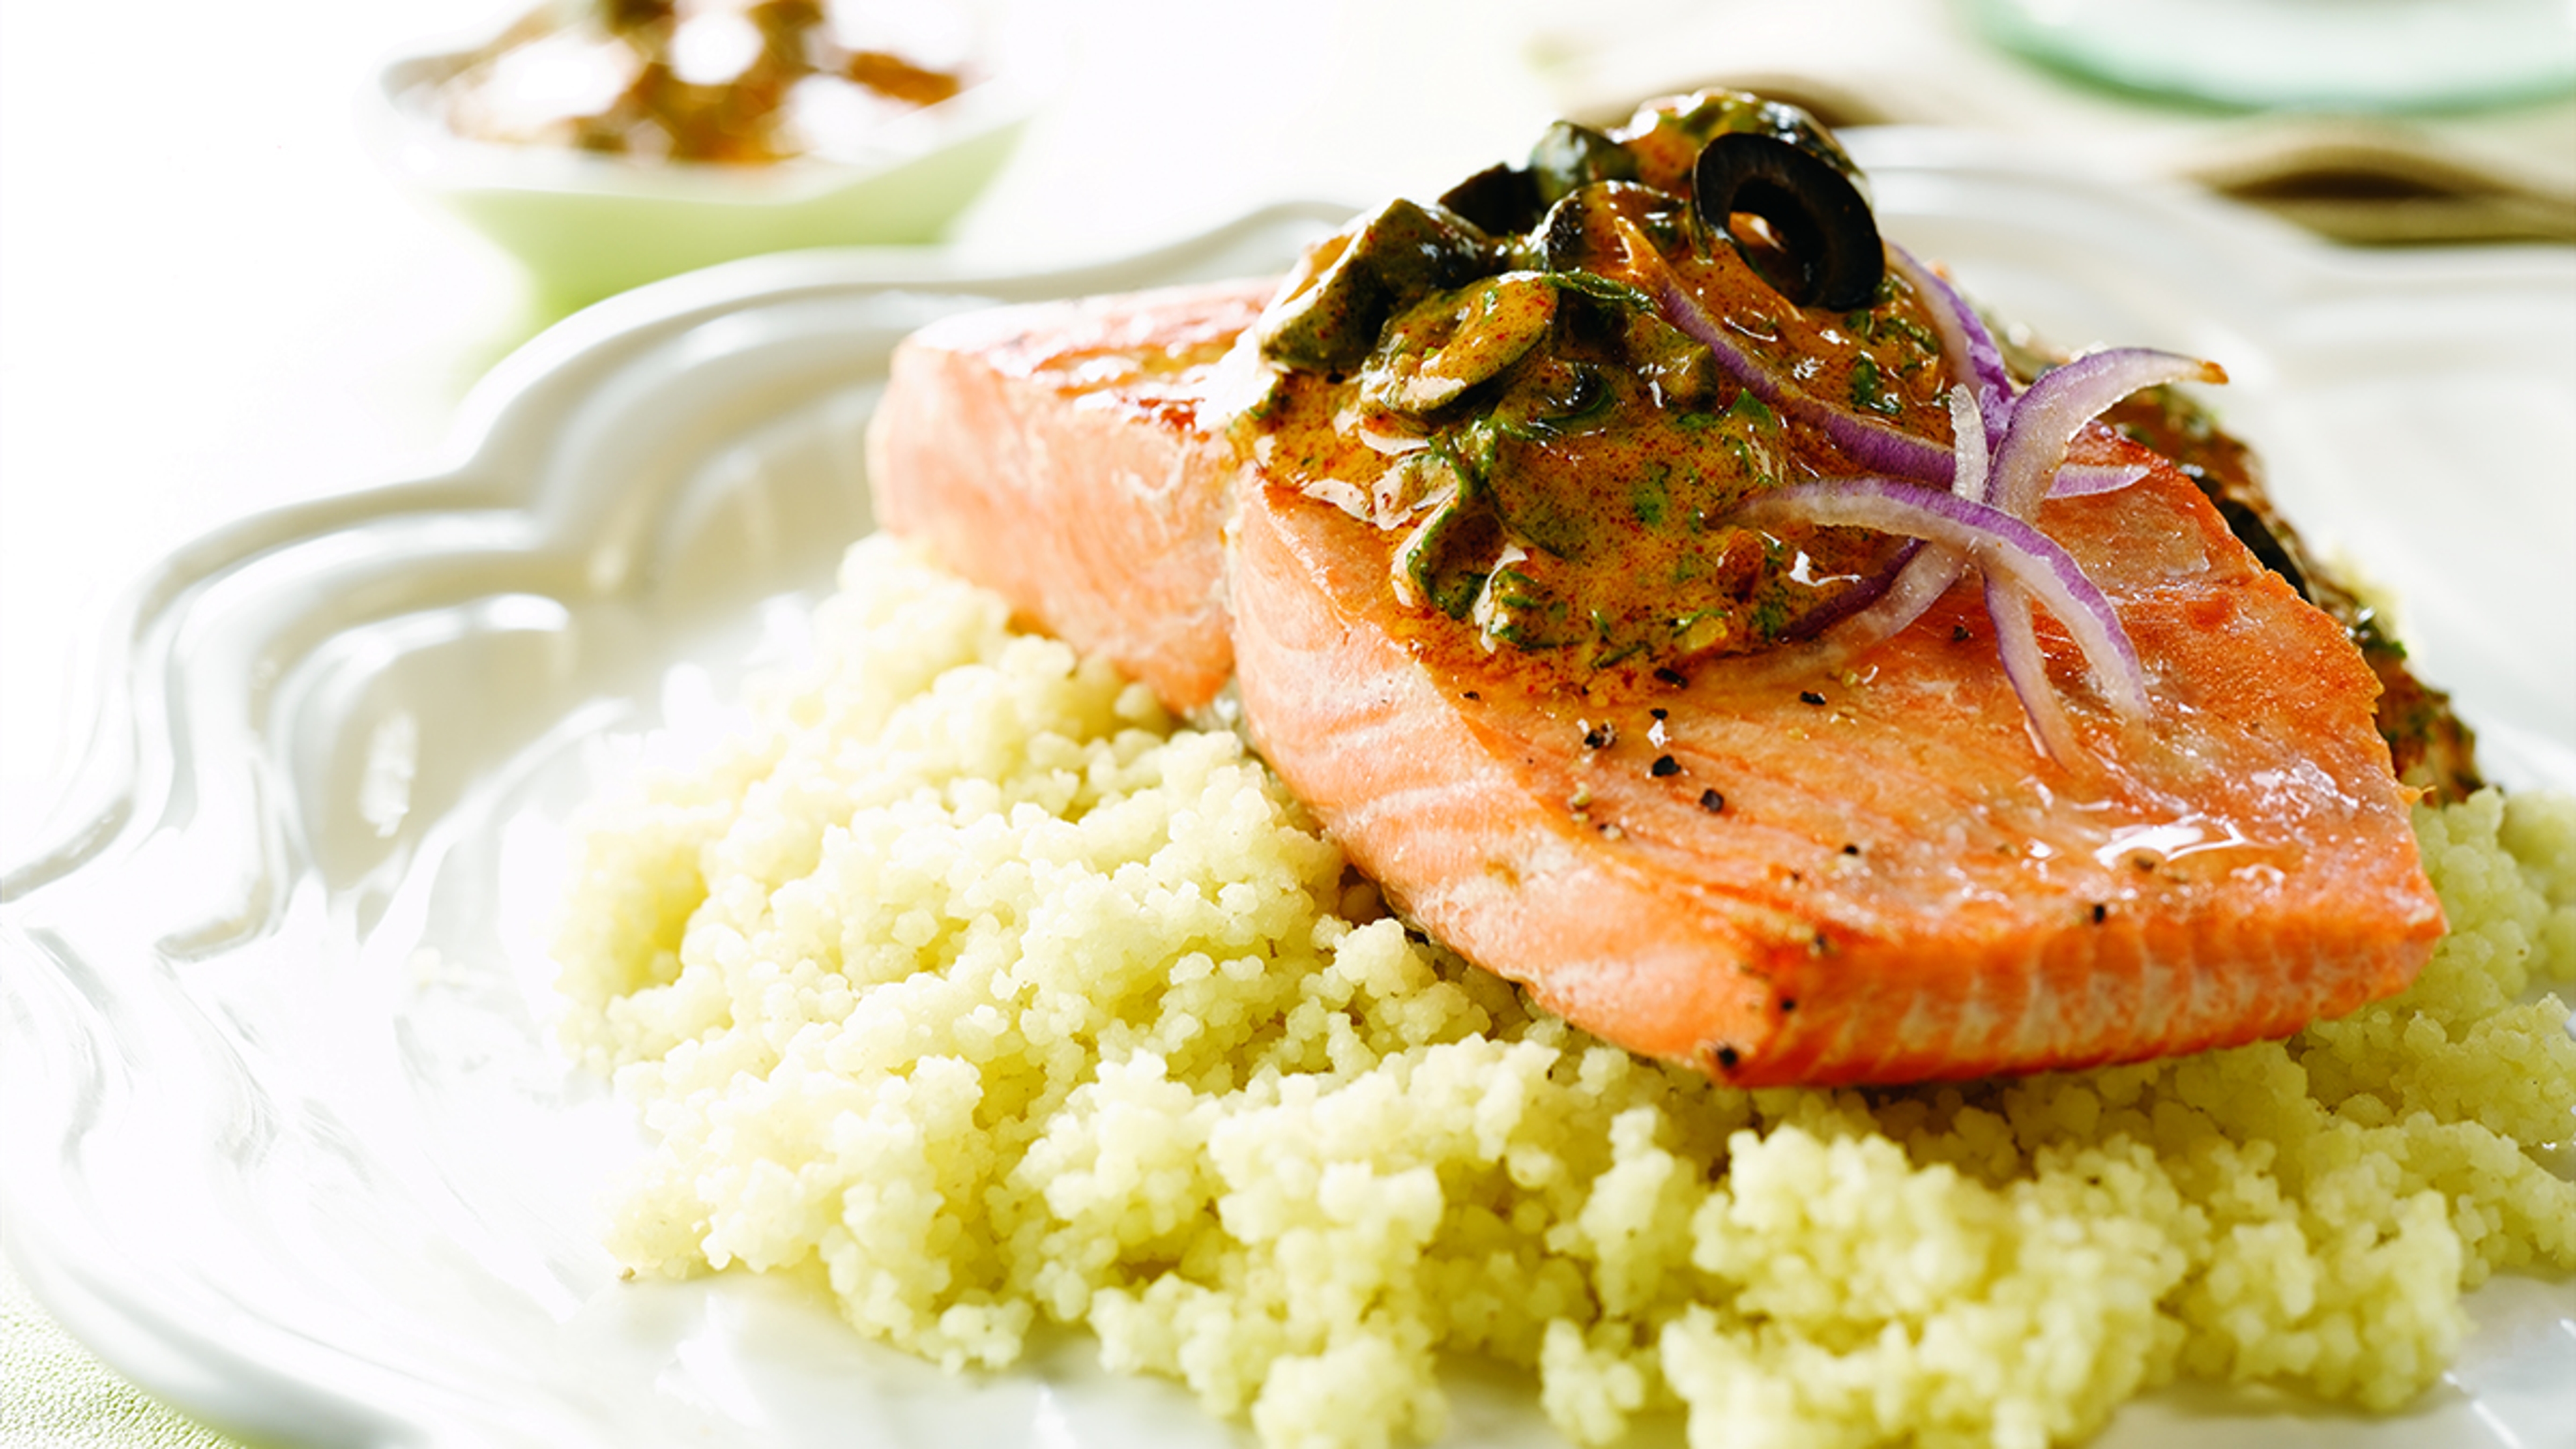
[1230,467,2440,1084]
[867,283,2444,1086]
[870,282,1268,714]
[866,90,2450,1086]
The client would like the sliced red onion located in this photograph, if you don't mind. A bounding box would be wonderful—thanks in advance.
[1805,541,1968,658]
[1777,384,1992,647]
[1889,244,2012,451]
[1990,350,2225,517]
[1609,217,1956,482]
[1732,478,2149,721]
[2049,462,2152,498]
[1984,574,2083,764]
[1774,537,1917,641]
[1782,384,1990,654]
[1594,219,2218,747]
[1644,250,2221,753]
[1947,385,1989,502]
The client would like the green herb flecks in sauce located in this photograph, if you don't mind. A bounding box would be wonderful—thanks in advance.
[1245,91,1955,679]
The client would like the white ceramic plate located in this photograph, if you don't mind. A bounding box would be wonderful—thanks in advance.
[3,142,2571,1449]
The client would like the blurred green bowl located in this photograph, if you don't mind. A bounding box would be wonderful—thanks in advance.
[366,35,1035,311]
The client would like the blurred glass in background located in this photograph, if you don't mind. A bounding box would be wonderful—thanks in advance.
[1961,0,2576,113]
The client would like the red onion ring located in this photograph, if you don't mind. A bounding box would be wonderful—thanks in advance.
[1592,219,2222,753]
[1984,572,2084,763]
[1991,350,2226,517]
[1609,217,1957,482]
[1732,477,2150,722]
[1794,385,1988,654]
[2049,462,2152,498]
[1887,244,2012,451]
[1947,384,1990,501]
[1773,537,1920,641]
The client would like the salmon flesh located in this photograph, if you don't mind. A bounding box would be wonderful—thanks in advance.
[866,277,2443,1087]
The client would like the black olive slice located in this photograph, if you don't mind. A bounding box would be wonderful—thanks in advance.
[1439,162,1544,236]
[1691,131,1883,310]
[2200,486,2311,600]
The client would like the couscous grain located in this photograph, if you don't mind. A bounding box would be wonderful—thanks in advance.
[556,536,2576,1448]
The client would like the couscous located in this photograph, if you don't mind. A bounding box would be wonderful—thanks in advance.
[555,536,2575,1449]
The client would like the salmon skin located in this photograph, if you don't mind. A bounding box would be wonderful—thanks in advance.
[868,278,2443,1087]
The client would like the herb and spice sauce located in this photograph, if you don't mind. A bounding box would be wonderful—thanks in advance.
[1236,94,1958,681]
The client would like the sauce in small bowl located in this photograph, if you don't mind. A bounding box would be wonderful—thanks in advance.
[370,0,1036,310]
